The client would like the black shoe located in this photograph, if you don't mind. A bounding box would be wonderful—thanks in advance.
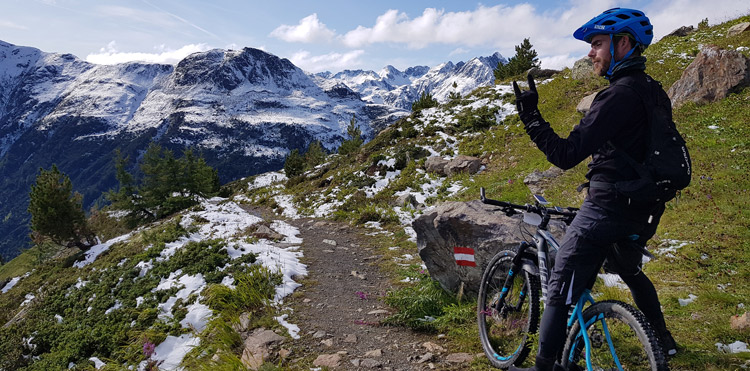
[660,330,678,357]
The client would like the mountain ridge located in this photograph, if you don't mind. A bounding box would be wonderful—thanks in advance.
[0,39,504,260]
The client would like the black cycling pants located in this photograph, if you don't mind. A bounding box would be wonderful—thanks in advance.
[536,198,667,361]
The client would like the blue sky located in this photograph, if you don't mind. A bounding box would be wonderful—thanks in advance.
[2,0,748,73]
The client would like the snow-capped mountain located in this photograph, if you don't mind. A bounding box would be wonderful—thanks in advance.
[313,52,506,110]
[0,40,503,260]
[0,40,406,260]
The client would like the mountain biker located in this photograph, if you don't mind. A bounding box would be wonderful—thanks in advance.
[510,8,677,370]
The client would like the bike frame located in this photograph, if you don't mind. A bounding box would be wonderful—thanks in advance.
[491,208,627,371]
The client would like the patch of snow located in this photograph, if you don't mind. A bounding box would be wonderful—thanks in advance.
[599,273,628,289]
[1,273,29,293]
[21,293,35,306]
[135,260,153,277]
[271,220,303,244]
[105,300,122,315]
[678,294,698,306]
[248,171,287,190]
[655,239,691,257]
[715,341,750,353]
[180,301,211,332]
[273,194,301,219]
[55,314,63,323]
[152,334,200,370]
[89,357,106,369]
[154,272,207,320]
[275,313,300,339]
[74,233,133,268]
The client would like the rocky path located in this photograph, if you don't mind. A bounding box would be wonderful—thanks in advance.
[281,218,475,370]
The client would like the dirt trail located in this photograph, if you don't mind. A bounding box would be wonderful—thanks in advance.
[283,217,470,370]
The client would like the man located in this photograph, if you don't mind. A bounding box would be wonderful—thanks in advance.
[510,8,677,371]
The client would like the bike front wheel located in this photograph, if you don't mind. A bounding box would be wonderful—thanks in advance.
[477,248,541,368]
[561,300,669,371]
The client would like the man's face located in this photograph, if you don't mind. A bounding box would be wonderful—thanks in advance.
[588,34,612,77]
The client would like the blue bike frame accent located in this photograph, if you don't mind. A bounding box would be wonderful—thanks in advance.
[566,290,626,371]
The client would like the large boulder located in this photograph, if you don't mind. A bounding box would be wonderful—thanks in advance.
[667,45,750,108]
[727,22,750,37]
[444,155,482,177]
[425,156,449,176]
[576,91,598,114]
[665,25,695,38]
[571,57,594,80]
[528,67,560,80]
[413,200,567,296]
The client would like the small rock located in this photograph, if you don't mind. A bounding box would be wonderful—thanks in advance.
[422,341,445,353]
[279,348,291,359]
[350,359,361,367]
[365,349,383,357]
[313,354,341,368]
[445,352,474,363]
[360,358,383,368]
[321,339,334,347]
[312,330,327,339]
[731,312,750,330]
[323,239,337,246]
[368,309,389,315]
[415,352,433,364]
[344,334,358,343]
[351,270,366,280]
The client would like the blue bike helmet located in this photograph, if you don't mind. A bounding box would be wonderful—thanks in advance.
[574,8,653,46]
[574,8,653,79]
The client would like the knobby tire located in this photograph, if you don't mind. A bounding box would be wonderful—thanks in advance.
[477,248,541,368]
[561,300,669,371]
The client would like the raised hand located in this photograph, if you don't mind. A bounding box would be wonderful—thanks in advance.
[512,74,541,127]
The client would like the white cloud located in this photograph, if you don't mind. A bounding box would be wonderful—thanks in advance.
[539,54,581,70]
[645,0,750,40]
[449,47,469,56]
[270,13,336,43]
[289,50,365,73]
[85,41,212,65]
[0,20,28,30]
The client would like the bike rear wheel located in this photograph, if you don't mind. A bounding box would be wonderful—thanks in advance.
[477,248,540,368]
[561,300,669,371]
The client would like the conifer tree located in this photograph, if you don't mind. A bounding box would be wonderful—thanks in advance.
[411,90,439,111]
[284,149,305,177]
[28,165,94,248]
[338,114,363,156]
[108,144,220,226]
[494,38,540,81]
[304,140,327,169]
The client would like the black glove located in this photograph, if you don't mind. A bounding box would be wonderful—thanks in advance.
[512,74,544,129]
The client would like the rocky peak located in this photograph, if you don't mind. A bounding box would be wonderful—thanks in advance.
[172,47,314,92]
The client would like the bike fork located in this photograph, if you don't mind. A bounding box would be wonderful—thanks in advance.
[495,242,531,312]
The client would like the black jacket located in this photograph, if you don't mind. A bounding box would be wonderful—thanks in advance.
[525,61,659,215]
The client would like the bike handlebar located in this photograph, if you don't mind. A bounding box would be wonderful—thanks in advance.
[480,187,578,219]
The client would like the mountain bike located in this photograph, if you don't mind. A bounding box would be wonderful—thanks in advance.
[476,188,669,370]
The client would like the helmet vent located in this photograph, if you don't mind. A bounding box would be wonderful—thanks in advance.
[640,21,649,26]
[632,12,644,17]
[602,20,616,26]
[616,14,631,20]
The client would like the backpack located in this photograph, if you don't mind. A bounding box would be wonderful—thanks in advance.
[611,76,692,203]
